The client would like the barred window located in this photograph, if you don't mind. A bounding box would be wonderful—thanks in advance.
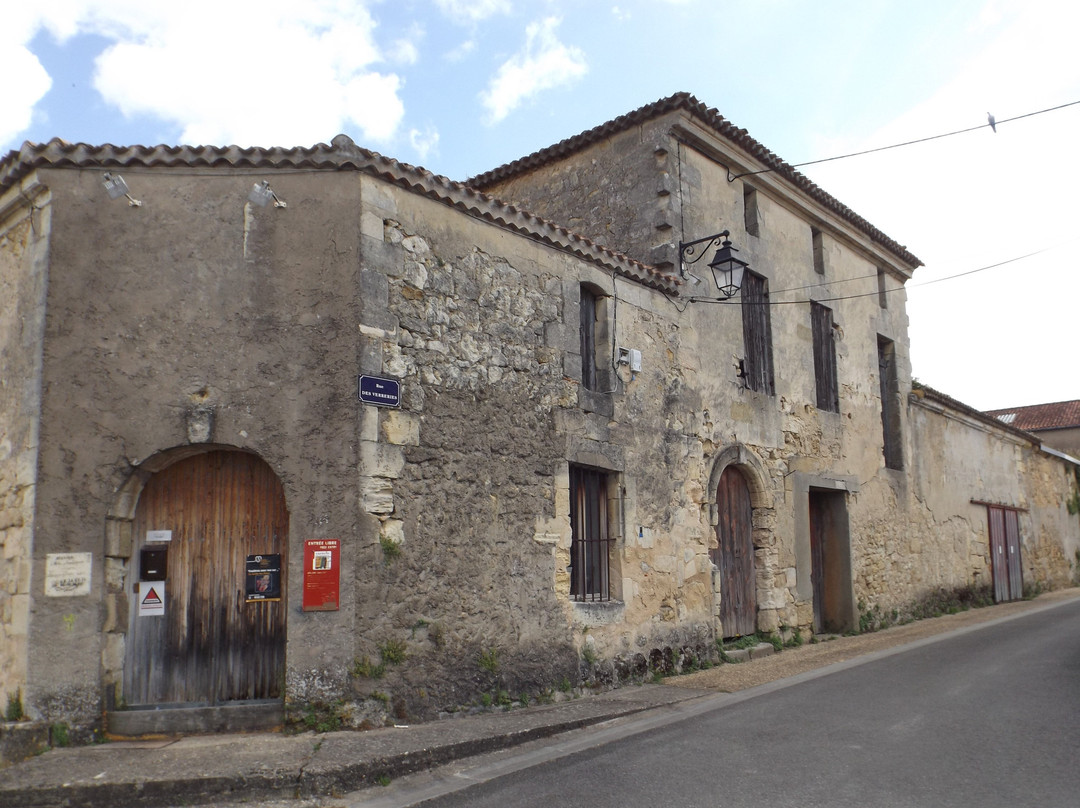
[569,465,612,602]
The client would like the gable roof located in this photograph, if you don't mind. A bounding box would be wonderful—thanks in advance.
[0,136,678,293]
[469,92,922,271]
[985,400,1080,432]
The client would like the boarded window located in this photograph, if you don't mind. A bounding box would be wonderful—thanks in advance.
[878,336,903,469]
[811,301,839,412]
[741,271,775,395]
[569,465,611,602]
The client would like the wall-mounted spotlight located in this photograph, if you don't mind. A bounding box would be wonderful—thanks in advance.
[102,173,142,207]
[678,230,749,299]
[248,180,287,208]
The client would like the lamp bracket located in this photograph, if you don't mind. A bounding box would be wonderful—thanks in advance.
[678,230,730,269]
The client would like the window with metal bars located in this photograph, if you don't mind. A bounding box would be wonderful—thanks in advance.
[741,271,774,395]
[569,465,611,602]
[811,301,839,413]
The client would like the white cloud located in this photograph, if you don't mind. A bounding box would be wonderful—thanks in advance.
[5,1,408,149]
[434,0,511,23]
[0,45,52,146]
[445,39,477,63]
[480,17,587,124]
[409,125,440,163]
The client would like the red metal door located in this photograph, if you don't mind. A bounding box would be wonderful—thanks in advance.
[713,467,756,637]
[124,450,289,705]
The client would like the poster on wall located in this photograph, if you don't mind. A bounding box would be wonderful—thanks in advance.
[44,553,92,597]
[245,554,282,602]
[138,584,166,616]
[303,538,340,611]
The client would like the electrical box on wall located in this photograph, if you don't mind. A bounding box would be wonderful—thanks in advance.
[618,347,643,373]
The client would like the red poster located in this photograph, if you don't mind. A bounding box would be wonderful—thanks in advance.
[303,539,341,611]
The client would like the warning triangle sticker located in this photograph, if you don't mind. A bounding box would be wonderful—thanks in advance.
[142,587,162,605]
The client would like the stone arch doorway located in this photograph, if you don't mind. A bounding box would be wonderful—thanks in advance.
[706,445,772,639]
[108,447,289,733]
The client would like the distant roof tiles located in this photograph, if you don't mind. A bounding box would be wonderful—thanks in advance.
[985,400,1080,432]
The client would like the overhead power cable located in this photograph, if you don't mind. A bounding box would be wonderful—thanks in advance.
[728,100,1080,181]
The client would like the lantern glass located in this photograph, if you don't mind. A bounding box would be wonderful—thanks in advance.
[709,242,748,299]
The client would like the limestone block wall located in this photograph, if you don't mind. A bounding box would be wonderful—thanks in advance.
[850,391,1080,616]
[350,175,748,717]
[0,188,49,714]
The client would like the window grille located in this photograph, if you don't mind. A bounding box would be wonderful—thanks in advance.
[569,465,611,602]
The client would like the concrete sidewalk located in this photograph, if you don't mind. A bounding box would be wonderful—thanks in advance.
[3,588,1078,808]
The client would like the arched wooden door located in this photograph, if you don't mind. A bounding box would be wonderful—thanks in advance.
[124,450,288,706]
[713,466,756,637]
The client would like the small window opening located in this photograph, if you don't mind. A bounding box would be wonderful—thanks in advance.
[743,186,760,237]
[812,227,825,275]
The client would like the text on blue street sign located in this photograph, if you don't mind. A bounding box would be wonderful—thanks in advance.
[358,375,401,408]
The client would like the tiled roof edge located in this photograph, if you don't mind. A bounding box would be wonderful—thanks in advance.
[468,92,922,270]
[916,384,1039,445]
[984,399,1080,431]
[0,136,678,293]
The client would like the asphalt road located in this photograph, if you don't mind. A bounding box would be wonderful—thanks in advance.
[371,597,1080,808]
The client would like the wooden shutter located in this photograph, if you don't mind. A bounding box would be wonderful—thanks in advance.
[741,271,775,395]
[811,301,839,412]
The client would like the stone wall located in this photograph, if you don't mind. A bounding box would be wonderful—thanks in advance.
[0,188,49,716]
[22,168,366,728]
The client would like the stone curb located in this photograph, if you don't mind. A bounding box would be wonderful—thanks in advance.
[0,698,685,808]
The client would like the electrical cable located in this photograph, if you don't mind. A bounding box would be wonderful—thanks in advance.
[728,99,1080,181]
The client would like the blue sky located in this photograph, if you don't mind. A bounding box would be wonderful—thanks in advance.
[3,0,1078,411]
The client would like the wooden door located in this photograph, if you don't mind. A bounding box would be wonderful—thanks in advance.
[809,493,827,631]
[988,506,1023,602]
[713,467,756,637]
[124,451,289,705]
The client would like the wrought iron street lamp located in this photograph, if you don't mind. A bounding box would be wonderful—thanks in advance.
[678,230,749,299]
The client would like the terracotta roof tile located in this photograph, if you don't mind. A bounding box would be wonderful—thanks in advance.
[985,400,1080,432]
[468,92,922,270]
[0,136,678,294]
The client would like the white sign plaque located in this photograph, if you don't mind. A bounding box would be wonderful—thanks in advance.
[146,530,172,543]
[139,584,166,617]
[44,553,92,597]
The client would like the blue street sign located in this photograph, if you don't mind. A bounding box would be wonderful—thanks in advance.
[358,375,401,408]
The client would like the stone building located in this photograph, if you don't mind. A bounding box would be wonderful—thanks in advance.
[1,93,1076,740]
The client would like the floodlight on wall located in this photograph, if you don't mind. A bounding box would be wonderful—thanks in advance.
[678,230,749,299]
[102,173,142,207]
[248,180,287,208]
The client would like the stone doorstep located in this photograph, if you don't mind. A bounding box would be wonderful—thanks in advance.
[720,643,776,663]
[0,722,49,768]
